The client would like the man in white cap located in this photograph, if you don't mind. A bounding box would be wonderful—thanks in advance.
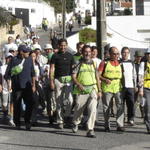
[139,48,150,134]
[44,44,53,63]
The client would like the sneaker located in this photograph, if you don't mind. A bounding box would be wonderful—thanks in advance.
[86,130,96,138]
[2,115,9,124]
[117,127,125,132]
[57,123,64,129]
[32,121,38,127]
[15,125,21,130]
[8,120,15,127]
[72,124,78,133]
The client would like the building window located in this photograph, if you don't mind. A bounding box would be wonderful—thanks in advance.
[8,7,13,12]
[31,9,36,13]
[86,0,89,4]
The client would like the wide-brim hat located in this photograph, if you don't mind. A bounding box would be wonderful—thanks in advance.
[44,44,53,50]
[134,50,144,57]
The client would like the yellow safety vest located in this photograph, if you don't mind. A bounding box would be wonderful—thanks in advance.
[74,63,97,94]
[102,61,122,93]
[144,62,150,88]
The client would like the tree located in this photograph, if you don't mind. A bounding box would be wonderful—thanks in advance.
[43,0,74,13]
[0,7,19,34]
[0,7,12,27]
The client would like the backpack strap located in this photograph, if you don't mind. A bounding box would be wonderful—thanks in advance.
[144,61,147,72]
[101,60,108,77]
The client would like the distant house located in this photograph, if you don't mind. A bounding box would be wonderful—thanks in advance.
[75,0,94,17]
[0,0,56,28]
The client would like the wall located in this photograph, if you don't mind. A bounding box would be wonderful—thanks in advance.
[144,1,150,15]
[0,0,56,28]
[75,0,93,17]
[0,20,24,52]
[67,32,79,54]
[90,16,150,49]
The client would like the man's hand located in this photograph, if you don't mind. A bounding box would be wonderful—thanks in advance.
[77,84,84,91]
[32,85,36,93]
[105,79,111,84]
[139,89,144,97]
[0,84,2,93]
[97,92,102,98]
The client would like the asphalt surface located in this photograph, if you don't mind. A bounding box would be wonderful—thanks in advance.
[0,101,149,150]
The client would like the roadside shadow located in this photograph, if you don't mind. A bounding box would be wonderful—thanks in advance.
[0,143,87,150]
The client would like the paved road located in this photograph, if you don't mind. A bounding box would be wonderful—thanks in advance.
[0,100,150,150]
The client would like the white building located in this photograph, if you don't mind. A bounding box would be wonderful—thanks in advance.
[75,0,94,17]
[0,0,56,28]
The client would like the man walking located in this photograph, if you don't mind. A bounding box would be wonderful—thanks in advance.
[139,48,150,134]
[99,47,124,132]
[121,47,137,125]
[5,45,36,130]
[50,39,74,129]
[72,45,101,138]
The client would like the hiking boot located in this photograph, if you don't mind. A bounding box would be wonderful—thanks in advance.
[25,123,31,131]
[117,127,125,132]
[57,123,64,129]
[104,127,110,132]
[86,130,96,138]
[128,120,135,126]
[72,124,78,133]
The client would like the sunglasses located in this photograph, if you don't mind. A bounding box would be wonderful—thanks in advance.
[112,53,119,55]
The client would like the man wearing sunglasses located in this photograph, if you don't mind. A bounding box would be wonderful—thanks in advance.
[98,46,124,132]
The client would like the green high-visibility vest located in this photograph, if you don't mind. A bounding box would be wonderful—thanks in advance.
[74,62,97,94]
[144,62,150,88]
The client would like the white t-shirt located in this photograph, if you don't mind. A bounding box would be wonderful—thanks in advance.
[92,57,101,70]
[122,61,137,88]
[3,43,18,55]
[34,64,40,81]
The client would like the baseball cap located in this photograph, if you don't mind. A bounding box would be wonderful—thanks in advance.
[5,53,13,58]
[18,45,31,53]
[44,44,53,50]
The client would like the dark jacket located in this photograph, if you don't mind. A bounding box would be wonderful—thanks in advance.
[4,55,35,90]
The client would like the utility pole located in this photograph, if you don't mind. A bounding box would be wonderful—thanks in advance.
[111,0,114,15]
[62,0,66,39]
[93,0,96,16]
[96,0,107,59]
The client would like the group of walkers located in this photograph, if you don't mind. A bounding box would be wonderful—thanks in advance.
[0,31,150,138]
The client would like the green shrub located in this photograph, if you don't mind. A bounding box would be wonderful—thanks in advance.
[79,28,96,43]
[84,16,91,25]
[124,8,132,15]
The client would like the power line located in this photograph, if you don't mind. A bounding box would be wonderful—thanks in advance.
[107,24,150,44]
